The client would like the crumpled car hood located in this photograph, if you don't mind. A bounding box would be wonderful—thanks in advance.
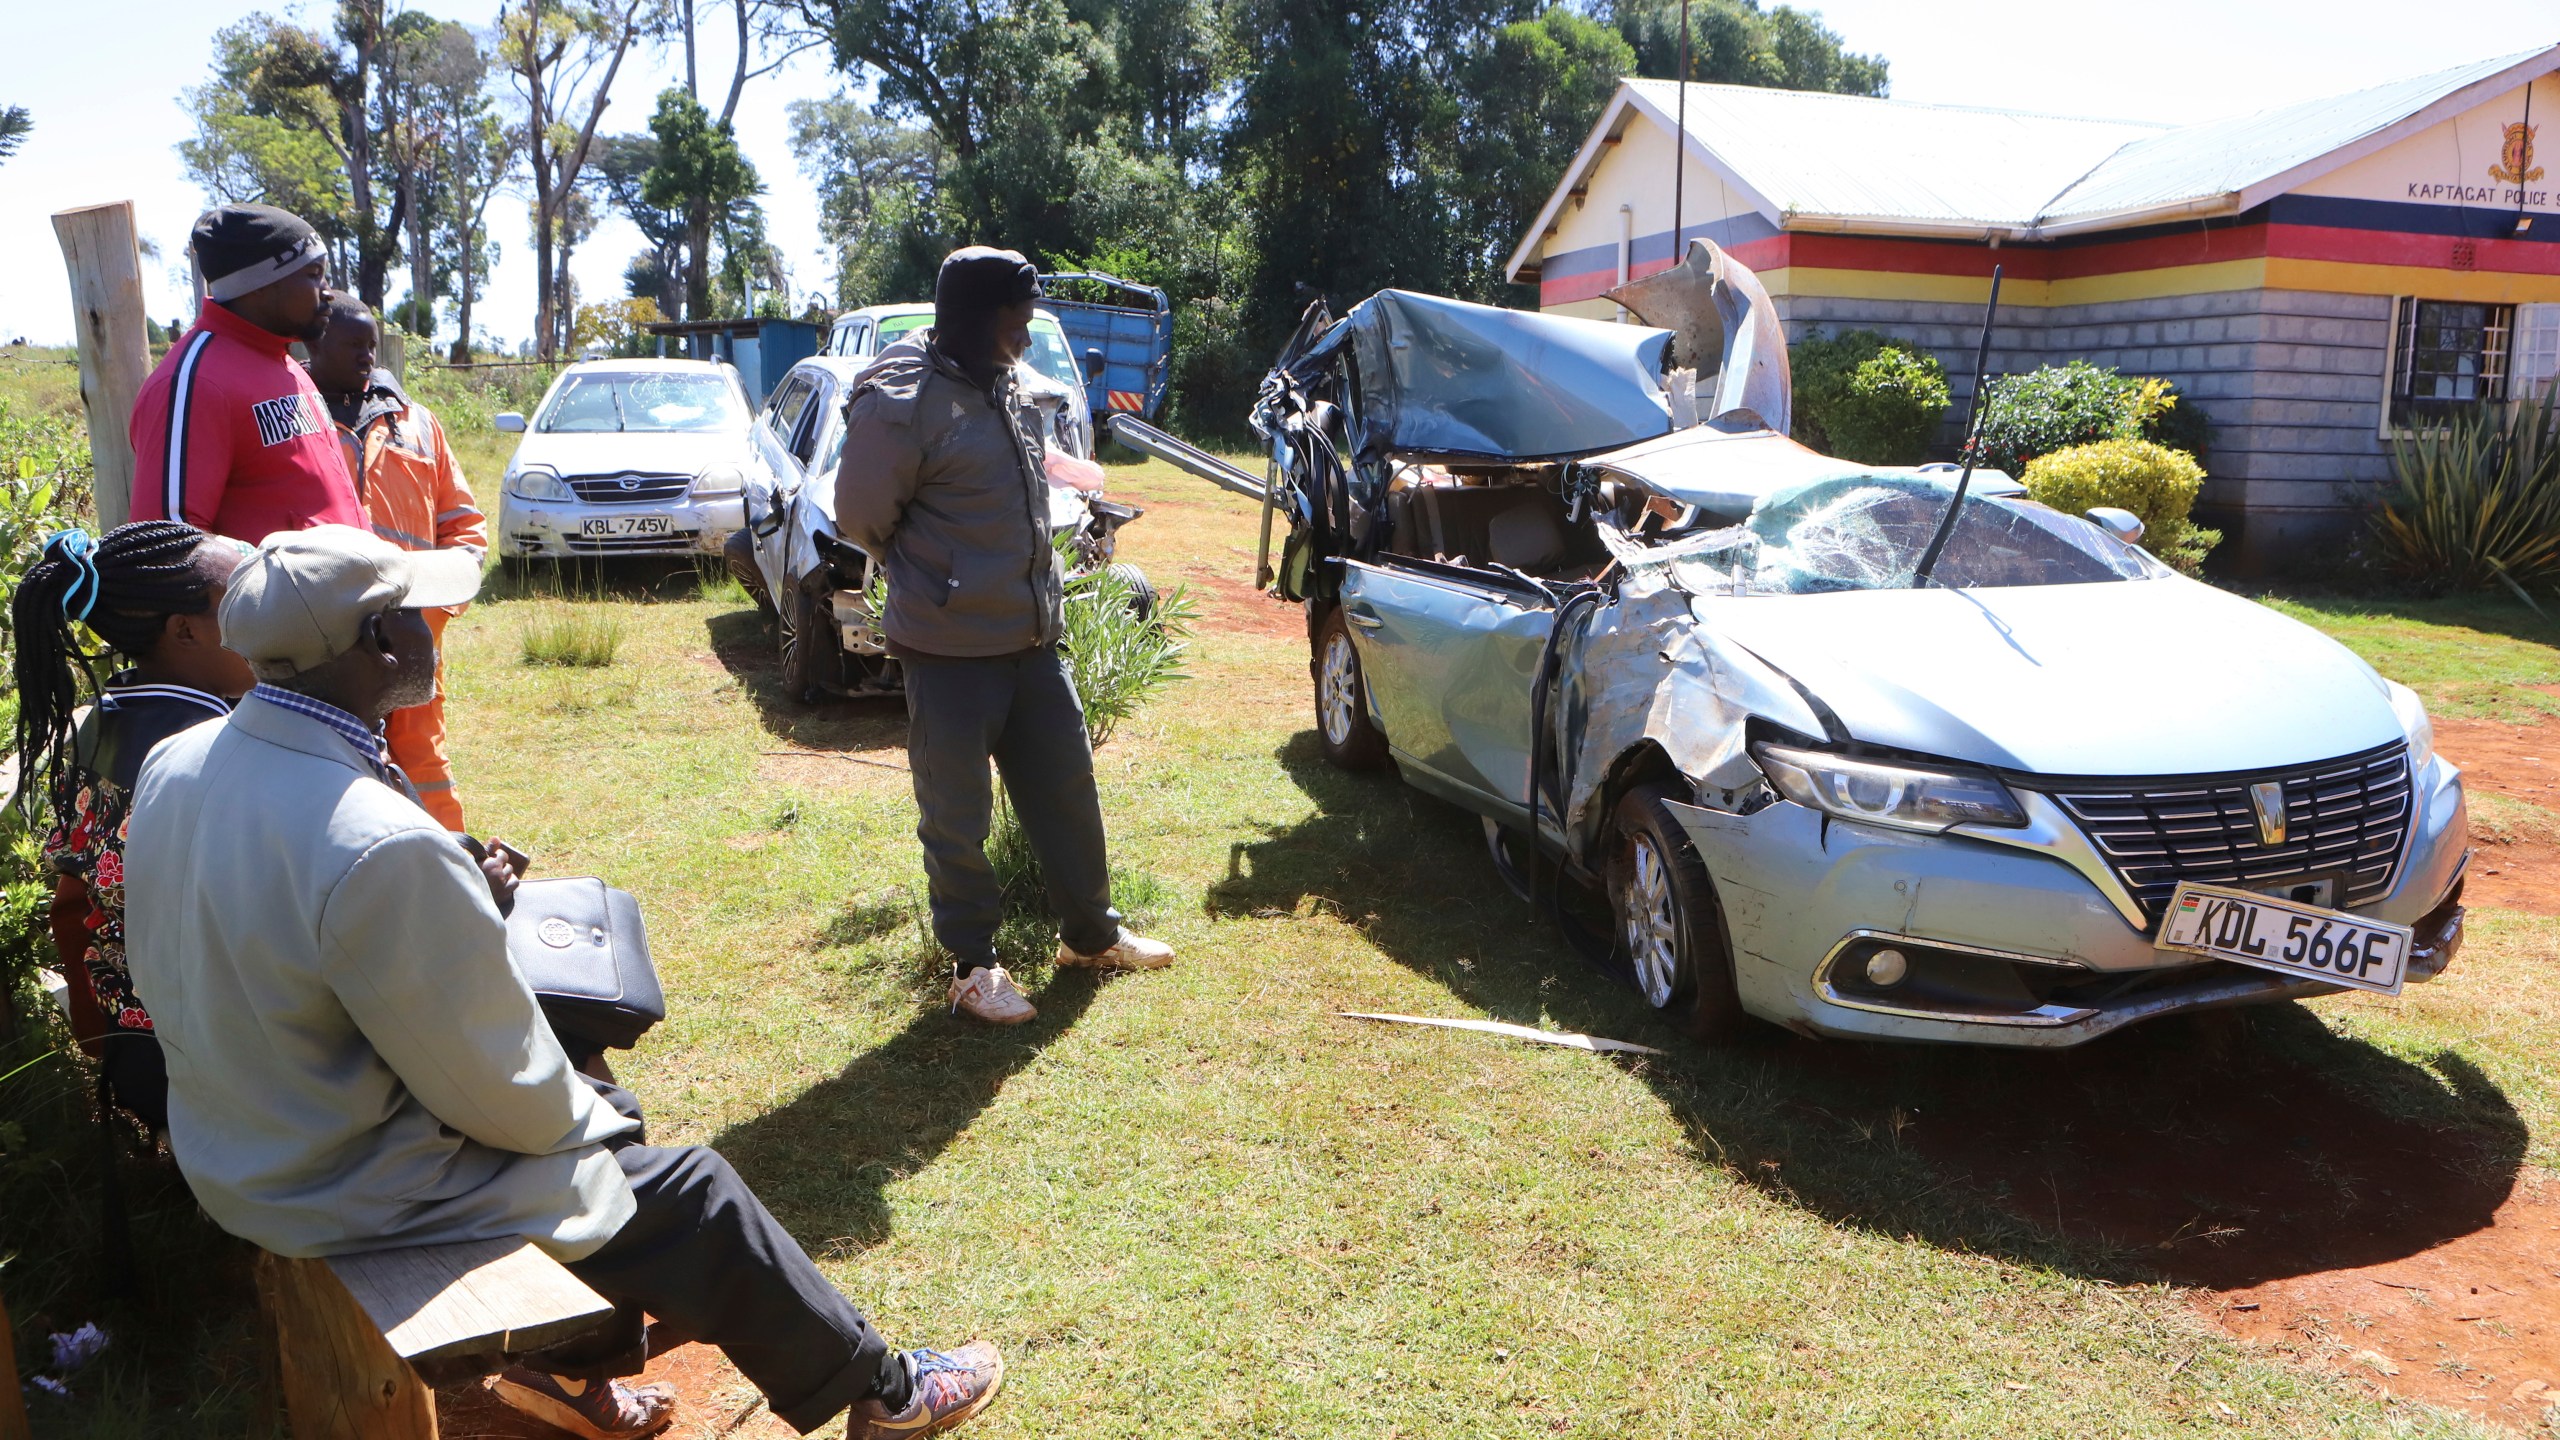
[1690,577,2403,777]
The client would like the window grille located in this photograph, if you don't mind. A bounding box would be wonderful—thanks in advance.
[2390,300,2514,424]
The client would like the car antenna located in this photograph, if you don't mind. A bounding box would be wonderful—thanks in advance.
[1910,264,2002,589]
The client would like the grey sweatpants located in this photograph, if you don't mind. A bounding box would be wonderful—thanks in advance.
[902,645,1122,970]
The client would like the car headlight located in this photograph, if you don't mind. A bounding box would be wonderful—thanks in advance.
[693,462,747,496]
[1754,743,2027,833]
[509,465,573,502]
[2387,680,2436,773]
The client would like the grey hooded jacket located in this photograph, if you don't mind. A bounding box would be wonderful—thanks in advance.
[833,332,1063,658]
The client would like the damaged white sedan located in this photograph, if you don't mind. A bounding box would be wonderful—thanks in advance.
[1120,241,2469,1047]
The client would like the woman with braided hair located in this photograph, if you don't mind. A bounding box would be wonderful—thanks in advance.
[10,520,254,1130]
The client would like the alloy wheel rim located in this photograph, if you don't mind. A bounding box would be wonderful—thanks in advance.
[1626,835,1678,1008]
[1320,632,1357,746]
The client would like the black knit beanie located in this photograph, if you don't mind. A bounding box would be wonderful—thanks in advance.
[933,247,1042,331]
[192,205,325,303]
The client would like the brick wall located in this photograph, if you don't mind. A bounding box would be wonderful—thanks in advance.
[1771,289,2396,570]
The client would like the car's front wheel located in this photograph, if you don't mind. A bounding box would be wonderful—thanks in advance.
[1312,605,1389,770]
[777,573,838,706]
[1609,785,1746,1041]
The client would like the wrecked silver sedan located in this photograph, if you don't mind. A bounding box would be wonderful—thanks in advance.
[1121,243,2469,1046]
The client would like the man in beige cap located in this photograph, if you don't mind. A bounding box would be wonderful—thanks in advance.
[123,525,1004,1440]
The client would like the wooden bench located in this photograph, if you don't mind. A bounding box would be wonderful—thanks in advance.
[257,1237,614,1439]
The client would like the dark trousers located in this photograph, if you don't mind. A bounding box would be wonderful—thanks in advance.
[903,645,1122,971]
[533,1080,908,1433]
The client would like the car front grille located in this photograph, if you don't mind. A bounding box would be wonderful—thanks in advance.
[567,472,693,504]
[2030,741,2412,923]
[564,530,702,553]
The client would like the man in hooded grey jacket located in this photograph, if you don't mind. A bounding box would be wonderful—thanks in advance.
[835,247,1174,1024]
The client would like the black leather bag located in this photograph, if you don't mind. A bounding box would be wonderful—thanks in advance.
[505,877,666,1054]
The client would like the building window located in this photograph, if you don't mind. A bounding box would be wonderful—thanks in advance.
[2391,300,2512,423]
[2517,303,2560,404]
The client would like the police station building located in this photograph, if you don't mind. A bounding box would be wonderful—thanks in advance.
[1508,47,2560,568]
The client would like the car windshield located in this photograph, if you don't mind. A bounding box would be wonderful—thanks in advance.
[878,315,929,345]
[1025,321,1081,392]
[1648,472,2170,595]
[539,373,743,433]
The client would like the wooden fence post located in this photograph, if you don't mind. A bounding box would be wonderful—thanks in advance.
[378,325,407,382]
[51,202,152,532]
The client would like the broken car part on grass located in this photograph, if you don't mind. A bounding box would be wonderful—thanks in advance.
[1121,238,2470,1048]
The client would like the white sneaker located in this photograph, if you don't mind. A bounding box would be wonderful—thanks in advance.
[1055,928,1175,970]
[948,965,1037,1025]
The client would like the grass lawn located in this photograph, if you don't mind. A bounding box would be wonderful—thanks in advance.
[442,460,2545,1437]
[6,434,2554,1435]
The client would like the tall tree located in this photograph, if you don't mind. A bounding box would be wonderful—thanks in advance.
[498,0,645,358]
[785,93,937,303]
[418,29,513,360]
[1599,0,1887,94]
[177,10,420,307]
[586,132,688,315]
[0,106,29,165]
[643,89,760,321]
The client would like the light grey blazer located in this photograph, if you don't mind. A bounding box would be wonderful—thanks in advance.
[123,693,637,1260]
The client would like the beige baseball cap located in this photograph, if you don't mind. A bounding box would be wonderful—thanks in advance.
[220,524,483,679]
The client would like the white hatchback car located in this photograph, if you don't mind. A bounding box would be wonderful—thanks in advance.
[493,359,756,559]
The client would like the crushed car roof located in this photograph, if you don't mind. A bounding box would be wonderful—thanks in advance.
[1293,290,1675,463]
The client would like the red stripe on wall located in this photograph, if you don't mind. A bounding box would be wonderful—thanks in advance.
[1537,235,1795,307]
[2266,224,2560,276]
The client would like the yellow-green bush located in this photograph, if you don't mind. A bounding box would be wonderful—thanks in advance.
[2022,438,2219,573]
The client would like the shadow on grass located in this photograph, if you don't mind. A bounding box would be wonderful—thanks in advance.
[707,969,1103,1250]
[1206,730,2529,1290]
[699,608,912,751]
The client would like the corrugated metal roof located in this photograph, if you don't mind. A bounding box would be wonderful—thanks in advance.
[2038,49,2549,222]
[1611,46,2557,237]
[1623,78,2164,230]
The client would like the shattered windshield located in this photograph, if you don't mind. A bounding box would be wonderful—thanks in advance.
[1646,472,2169,595]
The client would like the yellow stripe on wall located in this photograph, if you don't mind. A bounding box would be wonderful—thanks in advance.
[2263,258,2560,305]
[1760,259,2272,308]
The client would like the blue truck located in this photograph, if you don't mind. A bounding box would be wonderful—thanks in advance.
[1038,271,1172,424]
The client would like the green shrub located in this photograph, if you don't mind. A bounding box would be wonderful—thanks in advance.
[1791,329,1949,464]
[1059,565,1198,746]
[1970,362,2208,477]
[2370,380,2560,595]
[2023,438,2220,573]
[0,396,97,696]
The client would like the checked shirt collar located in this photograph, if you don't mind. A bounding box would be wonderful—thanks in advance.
[248,683,389,772]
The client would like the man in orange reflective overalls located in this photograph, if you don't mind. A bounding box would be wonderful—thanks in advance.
[304,292,486,830]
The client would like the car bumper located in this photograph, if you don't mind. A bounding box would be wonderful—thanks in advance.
[1669,754,2469,1047]
[496,492,745,558]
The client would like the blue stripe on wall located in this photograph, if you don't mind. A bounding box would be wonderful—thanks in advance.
[2270,193,2560,243]
[1540,211,1783,278]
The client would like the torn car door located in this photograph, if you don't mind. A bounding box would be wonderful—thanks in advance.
[1342,559,1556,815]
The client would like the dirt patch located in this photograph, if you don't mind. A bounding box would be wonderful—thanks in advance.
[2435,718,2560,915]
[434,1341,795,1439]
[1177,564,1302,640]
[2204,1179,2559,1430]
[1884,1023,2550,1431]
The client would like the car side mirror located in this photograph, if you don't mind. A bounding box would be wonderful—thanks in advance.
[495,412,527,433]
[1081,347,1106,382]
[2084,506,2144,545]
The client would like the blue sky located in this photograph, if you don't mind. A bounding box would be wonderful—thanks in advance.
[3,1,2554,346]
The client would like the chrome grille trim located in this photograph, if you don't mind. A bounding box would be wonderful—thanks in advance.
[566,471,693,504]
[2020,742,2412,922]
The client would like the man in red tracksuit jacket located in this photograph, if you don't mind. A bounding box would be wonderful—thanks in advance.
[129,205,366,544]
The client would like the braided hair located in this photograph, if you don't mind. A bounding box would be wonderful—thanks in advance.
[9,520,223,818]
